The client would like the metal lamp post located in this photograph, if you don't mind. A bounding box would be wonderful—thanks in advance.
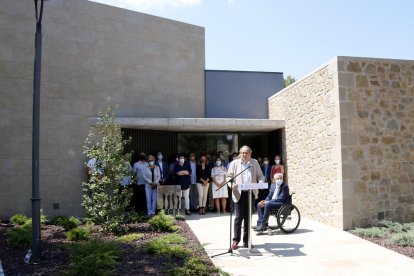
[32,0,47,261]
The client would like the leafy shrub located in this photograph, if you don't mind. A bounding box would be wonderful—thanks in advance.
[51,215,81,231]
[65,227,91,241]
[115,233,143,243]
[61,239,122,276]
[167,257,219,276]
[402,222,414,232]
[82,100,133,233]
[141,234,189,259]
[123,211,146,224]
[378,220,403,233]
[352,227,389,237]
[389,231,414,247]
[5,223,32,247]
[148,211,178,232]
[10,213,29,225]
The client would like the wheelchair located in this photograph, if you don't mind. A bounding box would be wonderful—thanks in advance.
[267,192,301,235]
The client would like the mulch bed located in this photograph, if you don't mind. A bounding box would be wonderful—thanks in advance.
[0,219,218,275]
[351,233,414,259]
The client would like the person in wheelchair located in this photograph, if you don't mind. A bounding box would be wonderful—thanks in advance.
[254,172,289,232]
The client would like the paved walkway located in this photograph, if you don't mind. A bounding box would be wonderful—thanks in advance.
[186,213,414,276]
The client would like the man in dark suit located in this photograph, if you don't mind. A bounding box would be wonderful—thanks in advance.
[259,157,272,201]
[155,152,169,185]
[254,172,289,232]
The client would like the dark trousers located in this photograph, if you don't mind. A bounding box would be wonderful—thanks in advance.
[131,184,147,212]
[257,200,283,225]
[233,191,253,244]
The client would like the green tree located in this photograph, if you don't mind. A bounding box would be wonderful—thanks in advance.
[284,75,296,87]
[82,99,133,233]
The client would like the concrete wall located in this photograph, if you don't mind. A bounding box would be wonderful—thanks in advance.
[206,70,283,119]
[0,0,205,219]
[268,59,344,228]
[338,56,414,228]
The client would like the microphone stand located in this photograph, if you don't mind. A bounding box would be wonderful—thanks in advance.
[211,163,253,258]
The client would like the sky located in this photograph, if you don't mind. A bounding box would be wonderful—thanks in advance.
[90,0,414,80]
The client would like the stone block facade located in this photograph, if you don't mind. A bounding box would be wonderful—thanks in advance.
[269,60,344,228]
[269,56,414,229]
[339,57,414,228]
[0,0,205,219]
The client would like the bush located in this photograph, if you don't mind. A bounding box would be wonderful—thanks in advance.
[148,211,178,232]
[65,227,91,241]
[389,231,414,247]
[141,234,189,259]
[10,213,29,225]
[123,211,146,224]
[115,233,143,243]
[5,223,32,247]
[82,100,133,233]
[352,227,389,237]
[61,239,122,276]
[402,222,414,232]
[51,215,81,231]
[378,220,403,233]
[167,257,219,276]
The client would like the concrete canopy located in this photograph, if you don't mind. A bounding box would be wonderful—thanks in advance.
[93,118,285,132]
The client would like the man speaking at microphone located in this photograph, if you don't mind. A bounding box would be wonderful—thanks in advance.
[226,145,264,249]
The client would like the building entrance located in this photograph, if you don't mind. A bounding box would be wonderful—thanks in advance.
[123,129,282,164]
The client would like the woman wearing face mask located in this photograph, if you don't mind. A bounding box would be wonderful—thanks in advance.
[143,155,161,217]
[196,155,211,215]
[174,154,192,215]
[211,157,229,214]
[271,154,285,182]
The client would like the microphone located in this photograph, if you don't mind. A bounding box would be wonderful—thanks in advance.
[247,162,254,168]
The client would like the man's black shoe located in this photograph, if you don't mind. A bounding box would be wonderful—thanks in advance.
[254,224,267,232]
[243,243,254,248]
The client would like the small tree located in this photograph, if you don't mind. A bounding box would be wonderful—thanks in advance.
[82,99,133,233]
[284,75,296,87]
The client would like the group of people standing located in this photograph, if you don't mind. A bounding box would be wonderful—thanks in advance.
[86,146,286,248]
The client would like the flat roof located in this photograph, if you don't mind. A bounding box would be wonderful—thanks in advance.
[90,118,285,132]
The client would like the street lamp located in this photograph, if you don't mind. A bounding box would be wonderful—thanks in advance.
[32,0,48,261]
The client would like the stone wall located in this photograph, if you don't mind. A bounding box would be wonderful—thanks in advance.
[338,57,414,228]
[268,59,344,228]
[0,0,205,219]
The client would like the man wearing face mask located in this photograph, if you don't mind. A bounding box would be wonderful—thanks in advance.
[254,172,289,232]
[271,154,285,181]
[155,152,169,185]
[174,154,192,215]
[259,157,272,201]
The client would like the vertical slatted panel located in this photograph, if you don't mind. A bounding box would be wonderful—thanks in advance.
[122,129,178,163]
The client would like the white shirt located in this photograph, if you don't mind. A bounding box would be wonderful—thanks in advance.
[272,185,280,200]
[241,161,251,184]
[158,161,163,176]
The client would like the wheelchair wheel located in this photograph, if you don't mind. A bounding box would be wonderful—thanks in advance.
[277,204,300,233]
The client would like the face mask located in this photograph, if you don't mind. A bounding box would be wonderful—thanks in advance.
[275,159,280,165]
[149,161,154,166]
[219,155,224,159]
[157,155,163,160]
[216,161,222,166]
[263,161,269,165]
[179,158,185,164]
[276,179,283,186]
